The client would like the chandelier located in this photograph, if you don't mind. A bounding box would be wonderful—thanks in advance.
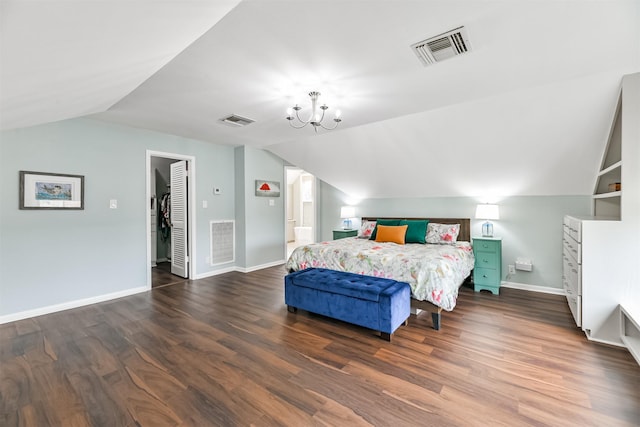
[286,91,342,132]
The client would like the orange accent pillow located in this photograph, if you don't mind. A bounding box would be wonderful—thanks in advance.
[375,225,408,244]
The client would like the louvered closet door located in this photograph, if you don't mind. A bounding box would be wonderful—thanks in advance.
[170,160,188,278]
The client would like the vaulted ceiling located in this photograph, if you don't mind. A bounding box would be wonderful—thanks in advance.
[2,1,638,199]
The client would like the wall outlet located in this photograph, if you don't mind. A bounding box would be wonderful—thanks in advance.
[508,265,516,275]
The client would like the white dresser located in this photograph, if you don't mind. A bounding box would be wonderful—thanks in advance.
[559,72,640,358]
[562,214,628,344]
[562,216,581,326]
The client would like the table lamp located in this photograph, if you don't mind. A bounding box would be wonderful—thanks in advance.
[475,204,500,237]
[340,206,355,230]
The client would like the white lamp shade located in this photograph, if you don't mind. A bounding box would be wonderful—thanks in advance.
[475,204,500,220]
[340,206,356,218]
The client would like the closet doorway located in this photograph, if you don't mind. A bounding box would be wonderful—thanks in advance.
[285,167,317,259]
[147,151,195,288]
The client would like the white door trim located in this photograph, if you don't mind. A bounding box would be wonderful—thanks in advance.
[283,167,317,260]
[146,150,197,288]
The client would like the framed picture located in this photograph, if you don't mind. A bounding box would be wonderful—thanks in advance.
[255,180,280,197]
[19,171,84,210]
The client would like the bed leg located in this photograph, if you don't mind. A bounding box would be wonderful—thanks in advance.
[431,312,441,330]
[380,332,392,342]
[287,305,297,313]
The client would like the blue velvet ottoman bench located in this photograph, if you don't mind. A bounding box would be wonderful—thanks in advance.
[284,268,411,341]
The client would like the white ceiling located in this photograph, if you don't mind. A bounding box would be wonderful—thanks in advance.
[0,0,241,130]
[2,0,639,199]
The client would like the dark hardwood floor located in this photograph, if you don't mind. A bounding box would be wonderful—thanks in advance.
[152,262,188,288]
[1,266,639,426]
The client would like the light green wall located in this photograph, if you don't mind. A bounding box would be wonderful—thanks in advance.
[0,115,593,319]
[0,118,236,317]
[318,181,591,290]
[236,146,286,268]
[234,147,247,267]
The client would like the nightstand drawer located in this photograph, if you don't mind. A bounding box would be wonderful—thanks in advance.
[333,229,357,240]
[475,251,498,269]
[474,267,498,285]
[474,239,500,253]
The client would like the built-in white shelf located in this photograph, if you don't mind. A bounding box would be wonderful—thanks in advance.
[593,91,622,219]
[597,160,622,176]
[593,191,622,199]
[621,305,640,366]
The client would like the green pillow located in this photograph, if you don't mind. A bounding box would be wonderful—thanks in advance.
[370,219,401,240]
[400,219,429,244]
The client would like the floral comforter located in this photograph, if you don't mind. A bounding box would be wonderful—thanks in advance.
[285,238,475,311]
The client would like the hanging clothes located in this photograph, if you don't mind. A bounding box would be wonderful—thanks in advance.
[159,192,171,241]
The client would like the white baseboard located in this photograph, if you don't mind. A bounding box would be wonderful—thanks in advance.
[194,260,286,278]
[194,265,238,279]
[501,281,566,296]
[0,286,149,325]
[236,260,286,273]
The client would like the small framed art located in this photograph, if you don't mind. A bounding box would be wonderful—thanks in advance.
[19,171,84,210]
[255,180,280,197]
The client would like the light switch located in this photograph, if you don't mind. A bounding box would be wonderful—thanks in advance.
[202,200,208,208]
[269,199,275,207]
[110,199,117,209]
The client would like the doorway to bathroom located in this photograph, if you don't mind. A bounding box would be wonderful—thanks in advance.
[285,167,316,259]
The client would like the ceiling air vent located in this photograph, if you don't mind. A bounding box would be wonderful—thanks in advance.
[411,26,471,66]
[220,114,255,127]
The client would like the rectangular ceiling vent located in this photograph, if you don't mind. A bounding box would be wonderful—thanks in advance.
[220,114,255,127]
[411,26,471,66]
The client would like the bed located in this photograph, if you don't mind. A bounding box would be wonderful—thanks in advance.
[285,217,474,330]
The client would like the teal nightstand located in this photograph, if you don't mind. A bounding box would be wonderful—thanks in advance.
[333,229,357,240]
[473,237,502,295]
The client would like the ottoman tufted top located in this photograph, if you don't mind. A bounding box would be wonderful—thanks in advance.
[287,268,399,302]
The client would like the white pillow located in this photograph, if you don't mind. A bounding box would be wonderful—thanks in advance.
[426,223,460,244]
[358,220,377,239]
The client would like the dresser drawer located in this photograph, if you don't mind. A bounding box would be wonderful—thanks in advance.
[564,215,582,243]
[474,239,500,253]
[563,233,581,264]
[566,292,581,327]
[562,248,581,295]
